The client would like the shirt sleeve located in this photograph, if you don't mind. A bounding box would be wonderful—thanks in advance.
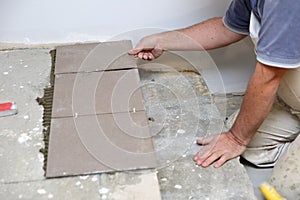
[257,0,300,68]
[222,0,251,35]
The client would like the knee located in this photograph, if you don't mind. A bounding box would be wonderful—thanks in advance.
[269,136,300,199]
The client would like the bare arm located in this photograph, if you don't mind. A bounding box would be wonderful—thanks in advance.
[128,17,246,60]
[179,17,246,50]
[228,62,287,144]
[194,62,288,168]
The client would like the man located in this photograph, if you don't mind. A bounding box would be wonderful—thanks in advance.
[129,0,300,198]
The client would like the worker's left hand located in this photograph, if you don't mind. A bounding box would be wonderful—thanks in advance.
[194,131,247,168]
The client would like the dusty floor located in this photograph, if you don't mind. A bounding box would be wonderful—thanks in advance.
[0,48,259,199]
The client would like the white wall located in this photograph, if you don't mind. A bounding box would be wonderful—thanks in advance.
[0,0,231,43]
[0,0,256,93]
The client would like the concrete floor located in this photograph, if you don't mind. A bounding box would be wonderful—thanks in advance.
[0,48,259,199]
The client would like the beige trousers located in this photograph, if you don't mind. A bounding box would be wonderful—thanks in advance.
[269,133,300,199]
[226,101,300,167]
[226,101,300,199]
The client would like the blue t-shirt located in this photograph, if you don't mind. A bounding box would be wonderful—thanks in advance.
[223,0,300,68]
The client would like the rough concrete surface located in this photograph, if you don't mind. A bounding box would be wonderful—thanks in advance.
[0,49,50,183]
[1,175,100,200]
[0,48,257,199]
[100,171,161,200]
[139,69,256,200]
[158,156,255,200]
[0,49,100,199]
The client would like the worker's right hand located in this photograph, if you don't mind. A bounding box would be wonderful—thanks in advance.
[128,35,165,60]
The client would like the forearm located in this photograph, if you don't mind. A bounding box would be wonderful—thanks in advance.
[153,17,246,51]
[229,62,287,145]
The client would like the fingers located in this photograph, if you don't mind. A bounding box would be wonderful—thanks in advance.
[137,51,155,60]
[194,136,214,163]
[196,136,213,145]
[128,48,142,55]
[128,39,154,59]
[194,143,221,167]
[194,149,227,168]
[128,34,164,60]
[128,45,155,60]
[130,49,158,60]
[194,133,245,168]
[128,44,163,60]
[201,151,223,167]
[213,154,229,168]
[152,48,163,58]
[193,142,212,163]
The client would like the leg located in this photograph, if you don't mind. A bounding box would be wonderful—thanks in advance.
[226,101,300,167]
[269,134,300,199]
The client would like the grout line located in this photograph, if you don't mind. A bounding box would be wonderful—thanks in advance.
[54,67,137,75]
[1,178,47,185]
[98,174,102,200]
[51,109,146,119]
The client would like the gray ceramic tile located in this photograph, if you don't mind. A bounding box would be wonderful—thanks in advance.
[54,40,137,74]
[51,69,145,118]
[46,111,157,178]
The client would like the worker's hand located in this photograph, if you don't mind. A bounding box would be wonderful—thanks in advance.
[194,131,247,168]
[128,35,164,60]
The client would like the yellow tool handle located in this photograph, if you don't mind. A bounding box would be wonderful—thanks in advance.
[259,182,285,200]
